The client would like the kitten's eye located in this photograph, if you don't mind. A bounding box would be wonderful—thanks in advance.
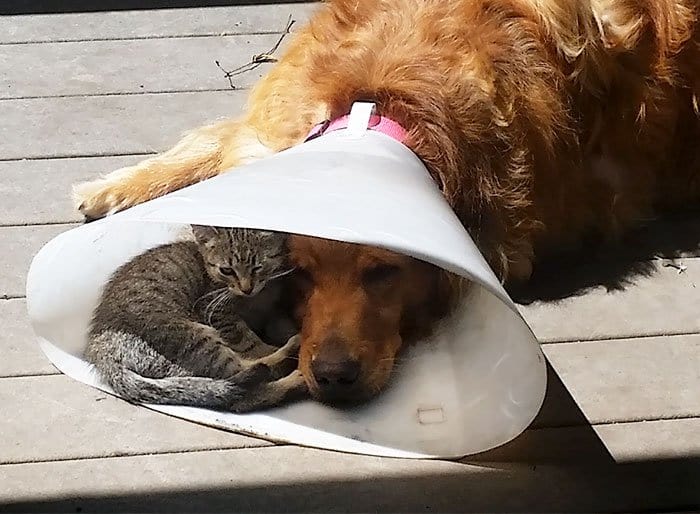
[252,265,263,273]
[362,264,401,286]
[219,266,236,277]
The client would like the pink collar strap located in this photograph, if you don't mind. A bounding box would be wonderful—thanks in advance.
[305,102,408,144]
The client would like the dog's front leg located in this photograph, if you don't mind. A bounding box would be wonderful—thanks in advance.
[73,119,274,220]
[72,13,332,220]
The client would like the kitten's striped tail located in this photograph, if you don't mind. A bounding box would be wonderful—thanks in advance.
[85,330,269,410]
[106,367,265,409]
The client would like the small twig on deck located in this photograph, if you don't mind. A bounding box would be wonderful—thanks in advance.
[664,262,688,274]
[654,255,688,274]
[215,14,295,89]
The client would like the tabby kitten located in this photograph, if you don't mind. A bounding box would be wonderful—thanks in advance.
[85,226,308,413]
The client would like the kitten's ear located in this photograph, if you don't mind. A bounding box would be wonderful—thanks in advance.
[191,225,219,245]
[258,229,288,238]
[261,230,288,246]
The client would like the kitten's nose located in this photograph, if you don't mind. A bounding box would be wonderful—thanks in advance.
[239,279,253,295]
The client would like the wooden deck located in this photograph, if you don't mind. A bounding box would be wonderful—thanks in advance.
[1,3,699,512]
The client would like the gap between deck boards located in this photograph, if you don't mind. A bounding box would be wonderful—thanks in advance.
[0,88,239,102]
[0,31,294,46]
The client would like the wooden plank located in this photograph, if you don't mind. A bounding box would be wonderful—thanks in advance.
[0,156,142,225]
[1,35,281,99]
[0,299,57,377]
[520,257,700,342]
[0,91,246,160]
[471,418,700,464]
[530,334,700,428]
[541,334,700,425]
[0,374,269,465]
[0,224,74,298]
[0,4,318,44]
[1,445,698,512]
[594,418,700,462]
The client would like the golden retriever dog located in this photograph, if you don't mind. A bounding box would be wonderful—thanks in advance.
[74,0,700,403]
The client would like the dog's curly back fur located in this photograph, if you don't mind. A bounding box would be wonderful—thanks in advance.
[248,0,700,279]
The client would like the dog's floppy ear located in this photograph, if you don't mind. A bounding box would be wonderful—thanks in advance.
[191,225,219,245]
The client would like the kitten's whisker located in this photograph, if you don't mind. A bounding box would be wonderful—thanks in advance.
[204,290,226,323]
[205,295,222,324]
[378,357,415,364]
[193,287,227,310]
[269,267,297,280]
[194,292,218,312]
[203,295,217,321]
[207,290,233,325]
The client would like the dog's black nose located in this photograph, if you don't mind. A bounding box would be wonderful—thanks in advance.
[311,356,361,395]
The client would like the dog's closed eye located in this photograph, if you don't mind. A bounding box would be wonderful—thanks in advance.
[362,264,402,286]
[294,268,315,291]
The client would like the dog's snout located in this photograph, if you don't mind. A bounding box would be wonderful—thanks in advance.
[311,357,360,386]
[310,340,361,400]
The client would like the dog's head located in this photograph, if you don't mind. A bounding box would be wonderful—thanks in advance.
[288,234,451,404]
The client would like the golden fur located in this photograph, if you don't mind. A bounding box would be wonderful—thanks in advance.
[288,236,451,401]
[74,0,700,401]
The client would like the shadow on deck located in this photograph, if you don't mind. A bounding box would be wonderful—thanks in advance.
[1,0,312,16]
[2,457,699,512]
[510,210,700,304]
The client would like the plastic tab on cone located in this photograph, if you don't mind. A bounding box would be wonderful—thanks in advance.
[26,125,546,459]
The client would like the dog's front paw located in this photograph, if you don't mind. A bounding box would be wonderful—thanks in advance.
[73,167,147,220]
[72,178,128,220]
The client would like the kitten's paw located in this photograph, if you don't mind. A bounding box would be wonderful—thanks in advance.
[285,369,305,382]
[257,335,300,379]
[228,370,308,413]
[281,334,301,355]
[233,363,273,387]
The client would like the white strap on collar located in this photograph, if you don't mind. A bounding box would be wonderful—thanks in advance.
[346,101,377,137]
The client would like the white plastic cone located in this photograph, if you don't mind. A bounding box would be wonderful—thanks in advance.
[26,105,546,459]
